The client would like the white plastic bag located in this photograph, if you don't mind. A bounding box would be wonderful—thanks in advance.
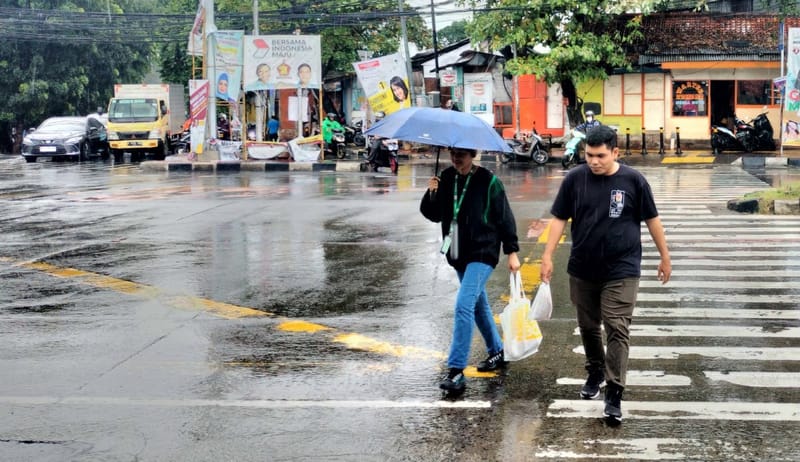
[528,282,553,321]
[500,272,543,361]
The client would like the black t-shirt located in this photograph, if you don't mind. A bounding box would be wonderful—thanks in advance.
[550,164,659,282]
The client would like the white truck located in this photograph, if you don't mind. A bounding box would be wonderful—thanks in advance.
[106,84,185,162]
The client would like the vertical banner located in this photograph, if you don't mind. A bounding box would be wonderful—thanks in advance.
[212,30,244,104]
[243,35,322,91]
[187,0,206,56]
[782,27,800,146]
[464,73,494,126]
[189,79,210,154]
[352,53,411,115]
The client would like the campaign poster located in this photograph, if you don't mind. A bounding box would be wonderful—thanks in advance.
[187,0,206,57]
[242,35,322,91]
[783,27,800,146]
[189,79,209,154]
[352,53,411,115]
[211,30,244,104]
[464,73,494,126]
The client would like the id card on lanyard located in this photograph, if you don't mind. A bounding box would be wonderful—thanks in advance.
[440,171,473,259]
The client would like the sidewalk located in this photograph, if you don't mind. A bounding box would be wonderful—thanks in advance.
[140,148,800,173]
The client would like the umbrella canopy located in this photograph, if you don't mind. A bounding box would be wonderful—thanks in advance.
[364,107,512,153]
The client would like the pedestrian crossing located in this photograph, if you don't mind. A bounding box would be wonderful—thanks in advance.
[540,166,800,460]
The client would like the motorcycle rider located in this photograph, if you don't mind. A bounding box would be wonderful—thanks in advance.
[576,110,601,133]
[365,112,397,172]
[322,112,344,154]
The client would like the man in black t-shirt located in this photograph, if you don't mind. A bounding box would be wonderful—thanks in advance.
[540,125,671,425]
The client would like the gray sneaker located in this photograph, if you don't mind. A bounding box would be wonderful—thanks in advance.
[439,369,466,392]
[580,370,605,399]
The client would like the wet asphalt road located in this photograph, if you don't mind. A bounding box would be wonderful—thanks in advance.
[0,153,799,461]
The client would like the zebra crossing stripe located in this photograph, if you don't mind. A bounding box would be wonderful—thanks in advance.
[634,307,800,320]
[573,346,800,360]
[643,250,800,257]
[638,280,794,289]
[641,269,800,277]
[557,371,690,387]
[704,371,800,388]
[548,400,800,421]
[572,325,800,338]
[636,293,798,304]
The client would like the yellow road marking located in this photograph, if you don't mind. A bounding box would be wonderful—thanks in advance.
[278,320,331,333]
[333,333,447,360]
[661,156,714,164]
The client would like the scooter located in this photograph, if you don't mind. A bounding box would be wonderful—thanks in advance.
[324,127,347,159]
[711,110,775,153]
[561,129,587,168]
[361,137,398,174]
[344,120,366,147]
[502,128,549,165]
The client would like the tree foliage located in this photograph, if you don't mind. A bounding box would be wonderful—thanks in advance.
[438,20,469,47]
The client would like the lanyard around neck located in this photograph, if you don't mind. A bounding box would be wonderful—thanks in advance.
[452,170,474,218]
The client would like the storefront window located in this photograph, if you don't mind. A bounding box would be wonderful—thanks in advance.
[672,80,708,116]
[737,80,771,106]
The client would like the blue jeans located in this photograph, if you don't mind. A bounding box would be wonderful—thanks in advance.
[447,262,504,370]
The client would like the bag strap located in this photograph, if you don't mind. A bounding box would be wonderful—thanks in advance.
[509,271,525,301]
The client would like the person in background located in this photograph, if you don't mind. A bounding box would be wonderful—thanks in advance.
[445,99,460,111]
[540,125,671,426]
[420,147,521,393]
[576,110,601,132]
[321,112,343,145]
[267,115,280,142]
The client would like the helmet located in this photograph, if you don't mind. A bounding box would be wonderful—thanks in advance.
[584,110,594,117]
[219,113,227,121]
[327,112,336,119]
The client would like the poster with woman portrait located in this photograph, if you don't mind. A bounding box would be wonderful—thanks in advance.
[352,53,410,115]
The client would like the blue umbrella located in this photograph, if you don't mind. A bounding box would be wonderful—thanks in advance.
[364,107,511,153]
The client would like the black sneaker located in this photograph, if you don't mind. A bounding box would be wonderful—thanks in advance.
[439,369,466,392]
[603,384,624,426]
[477,350,507,372]
[580,370,605,400]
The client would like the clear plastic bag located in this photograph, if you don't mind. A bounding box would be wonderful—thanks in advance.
[500,272,542,361]
[528,282,553,321]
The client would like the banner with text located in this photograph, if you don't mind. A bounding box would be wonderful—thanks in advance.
[211,30,244,105]
[464,73,494,126]
[242,35,322,92]
[352,53,411,115]
[783,27,800,146]
[189,79,210,154]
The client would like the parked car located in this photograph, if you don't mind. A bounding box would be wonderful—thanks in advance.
[21,116,108,163]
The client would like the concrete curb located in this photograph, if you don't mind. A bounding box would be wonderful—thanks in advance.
[732,156,800,168]
[143,160,350,173]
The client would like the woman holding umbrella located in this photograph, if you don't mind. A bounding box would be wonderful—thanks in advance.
[420,147,521,393]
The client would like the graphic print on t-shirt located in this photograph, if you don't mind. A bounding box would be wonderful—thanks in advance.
[609,189,625,218]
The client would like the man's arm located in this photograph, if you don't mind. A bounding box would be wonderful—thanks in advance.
[645,216,671,284]
[540,218,567,283]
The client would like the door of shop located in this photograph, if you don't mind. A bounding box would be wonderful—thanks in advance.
[710,80,735,131]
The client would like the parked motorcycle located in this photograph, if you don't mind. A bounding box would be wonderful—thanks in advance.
[561,129,587,168]
[173,131,191,155]
[344,120,366,147]
[362,137,398,174]
[502,128,549,165]
[711,110,775,153]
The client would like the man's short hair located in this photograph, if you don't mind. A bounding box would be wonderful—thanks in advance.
[585,125,617,150]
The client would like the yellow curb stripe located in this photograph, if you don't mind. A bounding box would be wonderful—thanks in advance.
[278,320,331,333]
[661,156,715,164]
[333,333,448,361]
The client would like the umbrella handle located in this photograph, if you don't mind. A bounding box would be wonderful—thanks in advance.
[434,147,440,176]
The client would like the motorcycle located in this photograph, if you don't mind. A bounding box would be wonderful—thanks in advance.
[324,127,347,159]
[561,129,587,168]
[246,123,257,141]
[362,137,398,174]
[173,131,191,156]
[502,128,549,165]
[344,120,366,147]
[711,110,775,153]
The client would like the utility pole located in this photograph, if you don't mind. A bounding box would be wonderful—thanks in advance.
[429,0,441,106]
[399,0,415,105]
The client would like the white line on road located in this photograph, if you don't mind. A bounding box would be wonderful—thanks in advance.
[535,438,700,460]
[557,370,691,387]
[634,307,800,320]
[0,396,492,409]
[636,293,798,304]
[548,400,800,421]
[644,250,800,257]
[641,269,800,277]
[574,325,800,338]
[573,346,800,361]
[638,280,795,289]
[703,371,800,388]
